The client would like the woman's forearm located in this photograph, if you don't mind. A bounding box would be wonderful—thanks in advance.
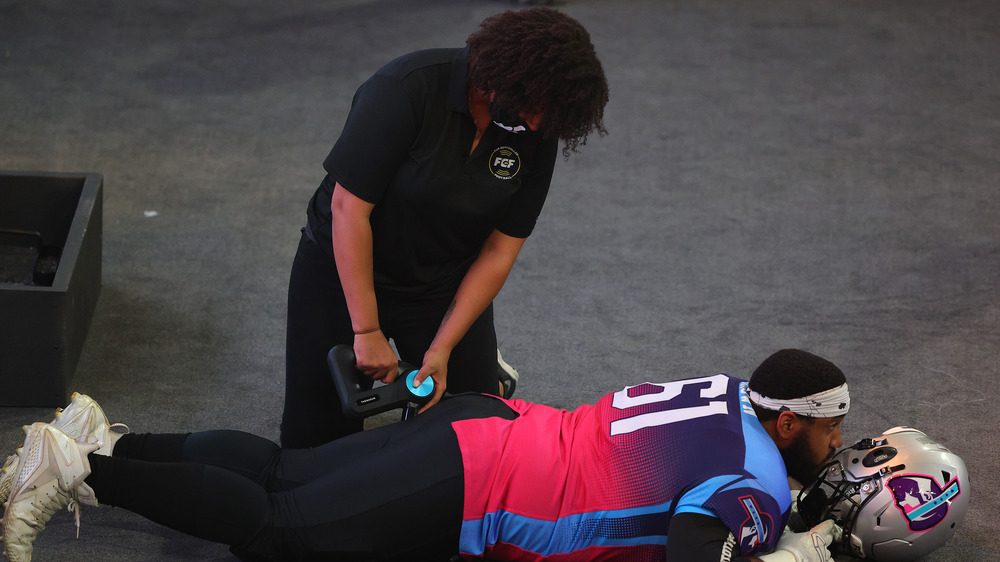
[428,230,526,355]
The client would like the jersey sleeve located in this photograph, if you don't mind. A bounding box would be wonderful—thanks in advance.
[676,475,787,556]
[323,72,420,204]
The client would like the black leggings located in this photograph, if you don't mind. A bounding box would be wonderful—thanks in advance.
[282,230,501,448]
[85,395,518,561]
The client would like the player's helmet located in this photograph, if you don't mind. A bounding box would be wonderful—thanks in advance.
[797,427,969,562]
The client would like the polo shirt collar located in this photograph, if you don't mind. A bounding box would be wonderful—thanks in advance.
[448,47,472,114]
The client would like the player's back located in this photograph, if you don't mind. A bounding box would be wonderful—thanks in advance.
[455,374,791,560]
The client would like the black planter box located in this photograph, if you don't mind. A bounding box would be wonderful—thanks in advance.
[0,171,102,407]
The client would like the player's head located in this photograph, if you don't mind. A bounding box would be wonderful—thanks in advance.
[466,7,610,155]
[748,349,850,485]
[797,427,969,561]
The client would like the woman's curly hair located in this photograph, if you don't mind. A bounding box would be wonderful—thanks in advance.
[467,8,610,157]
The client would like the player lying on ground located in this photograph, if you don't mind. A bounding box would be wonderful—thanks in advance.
[2,349,851,561]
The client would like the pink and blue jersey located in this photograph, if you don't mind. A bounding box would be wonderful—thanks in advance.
[452,374,791,560]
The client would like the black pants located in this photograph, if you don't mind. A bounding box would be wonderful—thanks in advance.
[86,395,518,561]
[282,230,500,448]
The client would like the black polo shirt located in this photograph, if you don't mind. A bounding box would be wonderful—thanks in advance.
[307,48,558,298]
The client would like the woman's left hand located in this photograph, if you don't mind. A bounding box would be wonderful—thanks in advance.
[414,347,450,413]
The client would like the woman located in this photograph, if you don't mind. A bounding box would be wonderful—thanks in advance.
[282,7,610,447]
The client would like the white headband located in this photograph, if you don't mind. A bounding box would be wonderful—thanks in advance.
[747,383,850,418]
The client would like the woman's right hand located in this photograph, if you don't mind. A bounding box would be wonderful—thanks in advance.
[353,331,398,383]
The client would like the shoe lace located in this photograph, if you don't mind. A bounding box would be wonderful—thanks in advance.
[66,498,82,538]
[109,422,130,435]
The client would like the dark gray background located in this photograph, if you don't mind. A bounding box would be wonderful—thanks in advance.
[1,0,997,560]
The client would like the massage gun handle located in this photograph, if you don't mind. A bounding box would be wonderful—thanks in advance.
[328,344,434,418]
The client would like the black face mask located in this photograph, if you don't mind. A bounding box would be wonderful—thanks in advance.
[489,101,529,133]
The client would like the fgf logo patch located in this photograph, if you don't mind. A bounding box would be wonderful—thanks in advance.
[489,147,521,180]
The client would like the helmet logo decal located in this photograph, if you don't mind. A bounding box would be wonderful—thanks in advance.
[737,495,773,552]
[887,474,962,532]
[489,147,521,180]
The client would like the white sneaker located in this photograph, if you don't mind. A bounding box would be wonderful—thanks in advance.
[497,349,520,399]
[51,392,129,457]
[49,393,128,507]
[1,423,98,562]
[1,393,127,511]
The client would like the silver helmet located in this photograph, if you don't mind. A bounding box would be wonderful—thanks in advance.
[797,427,969,561]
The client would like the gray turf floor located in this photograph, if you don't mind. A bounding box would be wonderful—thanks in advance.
[1,0,998,560]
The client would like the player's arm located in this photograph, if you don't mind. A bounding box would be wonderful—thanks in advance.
[667,513,839,562]
[667,512,757,561]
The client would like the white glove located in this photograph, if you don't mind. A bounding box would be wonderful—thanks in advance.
[757,520,842,562]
